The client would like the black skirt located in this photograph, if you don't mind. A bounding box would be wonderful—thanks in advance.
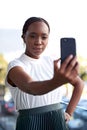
[16,103,69,130]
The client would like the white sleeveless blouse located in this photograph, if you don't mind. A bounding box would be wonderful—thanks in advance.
[5,53,63,110]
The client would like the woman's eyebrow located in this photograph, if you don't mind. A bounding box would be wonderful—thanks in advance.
[29,32,48,35]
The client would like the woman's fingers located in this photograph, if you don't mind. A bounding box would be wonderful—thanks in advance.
[61,55,73,67]
[60,55,79,82]
[65,56,78,72]
[64,112,71,123]
[53,56,79,85]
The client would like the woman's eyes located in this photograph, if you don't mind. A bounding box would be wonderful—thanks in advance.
[30,35,36,38]
[30,35,48,40]
[42,36,48,40]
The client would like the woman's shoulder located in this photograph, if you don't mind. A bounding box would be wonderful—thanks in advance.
[7,54,25,71]
[8,58,22,66]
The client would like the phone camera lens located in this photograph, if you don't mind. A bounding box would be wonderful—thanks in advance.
[64,38,68,42]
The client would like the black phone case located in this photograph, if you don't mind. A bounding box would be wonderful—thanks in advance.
[60,38,76,64]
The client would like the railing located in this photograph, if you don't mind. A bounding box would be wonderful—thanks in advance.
[61,100,87,111]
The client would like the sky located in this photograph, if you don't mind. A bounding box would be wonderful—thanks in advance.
[0,0,87,61]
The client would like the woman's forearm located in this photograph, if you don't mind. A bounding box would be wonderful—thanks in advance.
[21,78,60,95]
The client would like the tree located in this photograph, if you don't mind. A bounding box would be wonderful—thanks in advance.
[78,56,87,81]
[0,54,8,84]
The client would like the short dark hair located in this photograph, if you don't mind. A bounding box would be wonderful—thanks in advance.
[22,17,50,37]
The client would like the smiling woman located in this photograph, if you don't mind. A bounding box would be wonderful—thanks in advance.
[5,16,84,130]
[21,17,50,59]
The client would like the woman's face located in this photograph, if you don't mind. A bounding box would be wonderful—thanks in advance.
[23,21,49,59]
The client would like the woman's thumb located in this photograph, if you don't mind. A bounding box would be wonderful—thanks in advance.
[54,59,60,71]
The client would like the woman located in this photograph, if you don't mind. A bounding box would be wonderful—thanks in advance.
[5,17,84,130]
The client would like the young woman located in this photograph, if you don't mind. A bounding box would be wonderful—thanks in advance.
[5,17,84,130]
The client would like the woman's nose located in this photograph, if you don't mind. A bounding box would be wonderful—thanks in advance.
[35,37,42,45]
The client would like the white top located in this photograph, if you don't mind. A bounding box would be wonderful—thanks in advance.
[5,53,63,110]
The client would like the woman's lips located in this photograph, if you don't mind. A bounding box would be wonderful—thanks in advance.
[33,47,42,52]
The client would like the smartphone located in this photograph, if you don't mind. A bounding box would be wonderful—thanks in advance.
[60,37,76,64]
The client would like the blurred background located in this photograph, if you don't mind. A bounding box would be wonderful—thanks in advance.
[0,0,87,130]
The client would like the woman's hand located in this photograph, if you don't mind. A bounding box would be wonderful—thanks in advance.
[53,55,79,86]
[64,112,71,123]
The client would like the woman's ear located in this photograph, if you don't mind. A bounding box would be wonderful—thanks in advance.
[21,34,26,43]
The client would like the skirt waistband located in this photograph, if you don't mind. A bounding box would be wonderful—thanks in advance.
[19,103,62,115]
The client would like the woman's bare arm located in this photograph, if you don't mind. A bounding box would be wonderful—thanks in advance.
[7,66,59,95]
[65,76,84,116]
[7,55,82,95]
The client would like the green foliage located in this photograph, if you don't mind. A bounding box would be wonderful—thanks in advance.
[78,56,87,81]
[0,54,8,84]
